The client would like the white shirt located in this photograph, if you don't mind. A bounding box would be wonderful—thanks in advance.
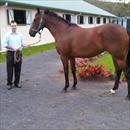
[2,31,24,51]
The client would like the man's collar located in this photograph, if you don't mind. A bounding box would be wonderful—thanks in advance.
[10,31,18,34]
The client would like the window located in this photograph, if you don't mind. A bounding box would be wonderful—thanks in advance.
[103,18,106,24]
[63,14,71,22]
[7,9,32,25]
[77,15,84,24]
[96,17,100,24]
[109,18,111,23]
[112,19,117,24]
[14,10,26,24]
[88,16,93,24]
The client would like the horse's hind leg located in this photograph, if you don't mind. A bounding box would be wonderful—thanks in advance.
[124,67,130,100]
[110,58,122,94]
[60,56,69,92]
[70,58,77,90]
[116,59,130,99]
[111,58,130,100]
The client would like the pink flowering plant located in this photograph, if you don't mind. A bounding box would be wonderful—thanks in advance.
[76,58,114,80]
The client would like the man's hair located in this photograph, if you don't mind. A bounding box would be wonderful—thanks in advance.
[10,20,17,24]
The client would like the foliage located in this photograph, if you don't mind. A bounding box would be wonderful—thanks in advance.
[76,53,126,81]
[76,58,114,80]
[94,54,126,80]
[84,0,130,17]
[94,54,114,74]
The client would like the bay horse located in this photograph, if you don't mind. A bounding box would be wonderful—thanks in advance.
[29,9,130,100]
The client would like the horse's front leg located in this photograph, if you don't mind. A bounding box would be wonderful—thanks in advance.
[70,58,77,90]
[60,55,69,92]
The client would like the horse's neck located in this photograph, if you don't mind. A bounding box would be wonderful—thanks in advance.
[45,18,69,40]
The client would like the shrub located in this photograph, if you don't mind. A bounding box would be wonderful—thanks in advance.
[76,58,114,80]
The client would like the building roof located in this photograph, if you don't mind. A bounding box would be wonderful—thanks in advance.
[0,0,116,17]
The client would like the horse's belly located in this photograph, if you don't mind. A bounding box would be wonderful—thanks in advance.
[71,49,103,58]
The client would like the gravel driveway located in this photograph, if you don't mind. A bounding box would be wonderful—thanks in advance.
[0,50,130,130]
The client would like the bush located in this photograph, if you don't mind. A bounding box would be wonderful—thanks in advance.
[76,58,114,80]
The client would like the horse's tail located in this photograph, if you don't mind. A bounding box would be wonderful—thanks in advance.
[126,29,130,68]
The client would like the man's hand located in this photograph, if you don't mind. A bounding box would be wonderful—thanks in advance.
[13,48,18,52]
[6,45,18,51]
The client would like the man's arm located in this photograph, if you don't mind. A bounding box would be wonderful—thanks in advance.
[20,33,31,48]
[6,45,17,51]
[2,33,17,51]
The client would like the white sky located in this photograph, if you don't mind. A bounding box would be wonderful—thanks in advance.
[98,0,130,3]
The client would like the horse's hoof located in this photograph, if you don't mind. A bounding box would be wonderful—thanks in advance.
[126,95,130,100]
[110,89,116,94]
[71,86,77,90]
[61,88,67,93]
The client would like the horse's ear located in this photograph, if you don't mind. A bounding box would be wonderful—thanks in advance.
[37,8,40,13]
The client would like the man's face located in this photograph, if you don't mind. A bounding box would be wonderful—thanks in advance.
[11,22,17,32]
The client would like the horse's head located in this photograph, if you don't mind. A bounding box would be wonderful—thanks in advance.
[29,9,45,37]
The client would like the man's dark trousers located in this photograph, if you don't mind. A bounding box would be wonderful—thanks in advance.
[6,51,22,86]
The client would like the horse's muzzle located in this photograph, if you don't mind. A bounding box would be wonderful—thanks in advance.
[29,29,37,37]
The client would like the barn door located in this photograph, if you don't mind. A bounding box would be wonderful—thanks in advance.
[7,9,14,24]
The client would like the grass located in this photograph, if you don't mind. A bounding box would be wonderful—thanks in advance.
[0,43,55,63]
[94,53,126,80]
[94,54,115,74]
[0,52,6,63]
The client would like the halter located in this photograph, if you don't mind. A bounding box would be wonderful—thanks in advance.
[31,13,44,44]
[31,30,42,44]
[31,12,44,33]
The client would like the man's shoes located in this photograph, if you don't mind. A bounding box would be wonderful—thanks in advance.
[7,85,13,90]
[14,84,22,88]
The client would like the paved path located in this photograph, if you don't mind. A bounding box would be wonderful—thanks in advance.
[0,50,130,130]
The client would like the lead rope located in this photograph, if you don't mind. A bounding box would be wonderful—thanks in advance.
[14,30,43,64]
[14,50,21,64]
[33,31,42,44]
[28,30,43,46]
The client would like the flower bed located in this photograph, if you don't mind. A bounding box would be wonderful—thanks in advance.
[76,58,114,80]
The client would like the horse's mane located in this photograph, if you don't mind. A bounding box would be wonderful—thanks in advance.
[44,10,77,26]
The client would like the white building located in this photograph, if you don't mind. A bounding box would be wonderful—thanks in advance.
[0,0,116,50]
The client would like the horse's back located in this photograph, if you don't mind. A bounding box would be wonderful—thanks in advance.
[96,23,129,58]
[56,22,129,59]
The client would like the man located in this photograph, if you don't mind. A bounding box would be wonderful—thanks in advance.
[2,20,24,90]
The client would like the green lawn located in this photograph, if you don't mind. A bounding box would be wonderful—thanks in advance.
[95,54,115,74]
[95,54,126,80]
[0,43,55,63]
